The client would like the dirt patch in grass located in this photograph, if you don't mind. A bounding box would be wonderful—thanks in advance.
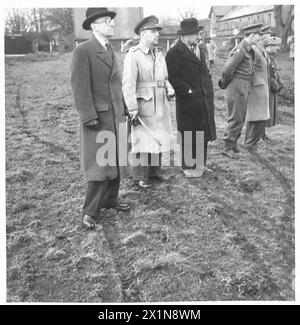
[5,51,294,302]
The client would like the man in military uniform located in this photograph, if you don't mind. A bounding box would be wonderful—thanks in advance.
[122,15,174,188]
[245,24,271,150]
[71,8,130,230]
[220,23,267,158]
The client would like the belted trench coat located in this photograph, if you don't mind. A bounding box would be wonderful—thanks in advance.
[122,43,173,154]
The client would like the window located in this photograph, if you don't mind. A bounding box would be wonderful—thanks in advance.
[268,13,272,25]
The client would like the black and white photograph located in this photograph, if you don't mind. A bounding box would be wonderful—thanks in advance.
[2,0,296,304]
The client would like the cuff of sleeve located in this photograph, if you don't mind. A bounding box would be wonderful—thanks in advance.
[128,108,138,114]
[83,118,98,125]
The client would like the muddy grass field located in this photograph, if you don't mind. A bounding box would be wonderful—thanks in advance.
[5,51,294,302]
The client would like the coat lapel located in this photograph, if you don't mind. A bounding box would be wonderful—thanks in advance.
[177,40,200,65]
[110,45,119,78]
[91,36,113,68]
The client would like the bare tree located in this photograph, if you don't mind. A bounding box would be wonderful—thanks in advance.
[177,7,198,19]
[29,8,48,32]
[274,5,294,50]
[5,9,29,34]
[45,8,74,35]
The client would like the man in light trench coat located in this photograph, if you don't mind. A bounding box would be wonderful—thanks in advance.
[71,8,130,230]
[122,15,174,188]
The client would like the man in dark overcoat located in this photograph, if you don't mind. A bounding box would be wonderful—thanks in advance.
[71,8,130,229]
[165,18,216,177]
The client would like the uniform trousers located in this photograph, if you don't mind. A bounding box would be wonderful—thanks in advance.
[224,77,251,145]
[82,178,120,218]
[132,152,162,181]
[245,121,266,148]
[224,77,265,148]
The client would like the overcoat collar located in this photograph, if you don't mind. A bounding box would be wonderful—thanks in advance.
[91,35,113,68]
[138,42,150,54]
[175,39,201,64]
[137,42,163,63]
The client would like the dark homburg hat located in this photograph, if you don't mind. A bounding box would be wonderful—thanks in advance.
[178,18,204,35]
[82,7,116,30]
[134,15,162,35]
[242,23,263,36]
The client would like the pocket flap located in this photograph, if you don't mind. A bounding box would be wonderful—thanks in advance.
[136,88,153,101]
[95,103,109,112]
[252,75,265,86]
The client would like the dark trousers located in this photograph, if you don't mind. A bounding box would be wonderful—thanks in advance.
[181,131,208,169]
[132,152,162,181]
[82,178,120,218]
[245,120,266,148]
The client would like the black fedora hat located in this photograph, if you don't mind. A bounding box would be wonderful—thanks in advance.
[82,8,116,30]
[134,15,162,35]
[178,18,203,35]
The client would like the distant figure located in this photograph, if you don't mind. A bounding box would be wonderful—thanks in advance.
[288,36,294,62]
[206,38,217,68]
[122,38,139,54]
[199,38,209,67]
[264,35,283,139]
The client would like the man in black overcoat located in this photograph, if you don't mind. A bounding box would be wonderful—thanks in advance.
[166,18,216,177]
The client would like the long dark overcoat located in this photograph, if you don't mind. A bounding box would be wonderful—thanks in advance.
[165,39,216,142]
[71,36,126,181]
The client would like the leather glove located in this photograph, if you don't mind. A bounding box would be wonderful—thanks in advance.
[84,118,100,130]
[128,111,140,126]
[166,87,175,99]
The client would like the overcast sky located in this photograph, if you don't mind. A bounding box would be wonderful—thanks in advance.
[143,3,212,20]
[2,0,212,19]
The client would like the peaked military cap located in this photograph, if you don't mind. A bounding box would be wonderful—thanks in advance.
[242,23,263,36]
[260,24,271,35]
[134,15,162,35]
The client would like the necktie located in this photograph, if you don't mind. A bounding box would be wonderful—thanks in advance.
[106,43,113,58]
[150,48,156,61]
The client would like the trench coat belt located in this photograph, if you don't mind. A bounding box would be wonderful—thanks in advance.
[137,80,167,88]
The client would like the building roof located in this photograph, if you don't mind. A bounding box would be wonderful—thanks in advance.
[219,5,274,22]
[160,25,178,35]
[209,6,232,18]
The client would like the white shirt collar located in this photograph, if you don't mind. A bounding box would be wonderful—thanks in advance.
[93,33,109,49]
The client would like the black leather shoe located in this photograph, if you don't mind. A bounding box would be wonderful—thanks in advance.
[113,203,131,212]
[82,215,96,230]
[149,175,169,181]
[262,134,271,141]
[135,180,151,188]
[222,149,240,159]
